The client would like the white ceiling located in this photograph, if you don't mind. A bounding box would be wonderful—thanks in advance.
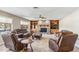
[0,7,78,20]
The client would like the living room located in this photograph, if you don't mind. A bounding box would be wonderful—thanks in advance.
[0,7,79,52]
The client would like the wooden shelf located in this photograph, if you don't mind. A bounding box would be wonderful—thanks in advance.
[30,20,38,32]
[50,20,59,34]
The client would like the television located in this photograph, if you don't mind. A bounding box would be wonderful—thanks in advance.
[40,28,47,32]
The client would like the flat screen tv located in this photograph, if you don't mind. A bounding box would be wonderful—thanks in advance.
[40,28,47,32]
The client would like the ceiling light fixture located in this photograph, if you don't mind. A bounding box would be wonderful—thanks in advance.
[33,7,39,9]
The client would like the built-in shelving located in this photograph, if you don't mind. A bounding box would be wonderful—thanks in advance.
[50,20,59,34]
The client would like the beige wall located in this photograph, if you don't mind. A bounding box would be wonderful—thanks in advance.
[60,9,79,35]
[0,10,26,30]
[11,18,21,30]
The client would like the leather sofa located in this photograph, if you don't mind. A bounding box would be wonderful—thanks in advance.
[12,29,32,38]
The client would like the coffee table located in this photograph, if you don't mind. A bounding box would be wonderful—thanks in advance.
[21,38,33,52]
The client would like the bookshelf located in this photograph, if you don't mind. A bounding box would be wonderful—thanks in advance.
[30,20,38,32]
[50,20,59,34]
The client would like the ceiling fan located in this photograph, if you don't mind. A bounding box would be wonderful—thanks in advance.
[39,14,46,19]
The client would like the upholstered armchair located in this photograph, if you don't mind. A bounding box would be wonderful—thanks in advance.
[49,34,78,52]
[2,32,24,51]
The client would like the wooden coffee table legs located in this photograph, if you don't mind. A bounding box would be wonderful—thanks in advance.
[29,43,33,52]
[22,43,28,51]
[22,43,33,52]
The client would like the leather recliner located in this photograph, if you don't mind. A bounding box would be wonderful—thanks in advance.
[61,30,73,35]
[2,32,24,51]
[49,33,78,52]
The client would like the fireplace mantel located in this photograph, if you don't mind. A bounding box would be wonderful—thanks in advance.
[40,24,49,27]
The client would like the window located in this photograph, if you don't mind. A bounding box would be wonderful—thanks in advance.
[0,16,12,32]
[0,23,11,32]
[20,20,29,29]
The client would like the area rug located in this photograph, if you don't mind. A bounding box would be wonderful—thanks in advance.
[31,38,53,52]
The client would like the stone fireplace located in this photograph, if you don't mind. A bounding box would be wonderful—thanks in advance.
[39,24,50,34]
